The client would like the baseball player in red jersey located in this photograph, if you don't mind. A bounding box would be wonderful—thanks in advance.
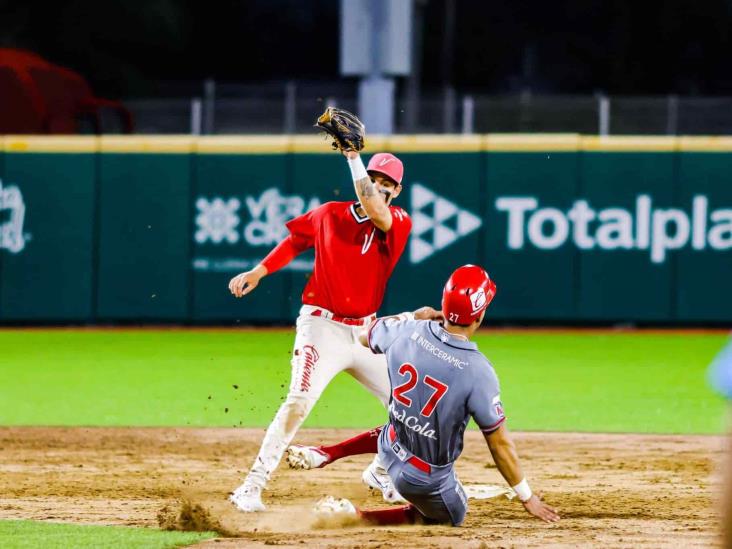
[227,150,412,512]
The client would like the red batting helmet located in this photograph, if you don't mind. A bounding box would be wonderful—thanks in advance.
[367,152,404,185]
[441,265,497,326]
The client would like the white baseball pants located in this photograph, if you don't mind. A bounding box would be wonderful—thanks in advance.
[244,305,390,490]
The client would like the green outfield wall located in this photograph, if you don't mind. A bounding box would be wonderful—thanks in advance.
[0,134,730,324]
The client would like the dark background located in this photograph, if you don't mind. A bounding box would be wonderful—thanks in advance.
[1,0,731,98]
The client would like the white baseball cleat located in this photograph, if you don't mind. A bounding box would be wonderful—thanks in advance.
[362,457,406,504]
[229,482,266,513]
[313,496,357,515]
[286,445,331,470]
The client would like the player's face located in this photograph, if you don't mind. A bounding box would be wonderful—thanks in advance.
[371,174,402,205]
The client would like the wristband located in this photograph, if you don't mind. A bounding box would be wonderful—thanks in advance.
[399,311,416,321]
[512,478,532,502]
[347,155,369,181]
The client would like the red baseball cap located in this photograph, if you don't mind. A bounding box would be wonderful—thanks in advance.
[366,153,404,185]
[441,265,497,326]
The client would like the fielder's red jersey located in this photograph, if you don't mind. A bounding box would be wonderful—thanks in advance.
[286,201,411,318]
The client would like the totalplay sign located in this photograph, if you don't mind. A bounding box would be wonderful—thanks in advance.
[495,195,732,263]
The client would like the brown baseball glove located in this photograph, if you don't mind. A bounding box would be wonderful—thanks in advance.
[314,107,366,152]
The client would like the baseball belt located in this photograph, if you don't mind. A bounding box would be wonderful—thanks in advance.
[388,424,432,474]
[309,307,376,327]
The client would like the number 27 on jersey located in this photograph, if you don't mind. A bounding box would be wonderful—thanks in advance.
[392,363,449,418]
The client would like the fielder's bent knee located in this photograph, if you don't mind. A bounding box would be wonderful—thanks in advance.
[279,393,315,433]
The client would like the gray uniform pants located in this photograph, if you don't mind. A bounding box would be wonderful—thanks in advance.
[378,425,468,526]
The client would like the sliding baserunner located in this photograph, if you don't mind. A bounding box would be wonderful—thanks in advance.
[288,265,560,525]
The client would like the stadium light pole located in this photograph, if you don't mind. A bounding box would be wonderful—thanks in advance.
[340,0,413,135]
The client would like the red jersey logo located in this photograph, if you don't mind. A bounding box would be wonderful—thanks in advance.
[361,230,376,254]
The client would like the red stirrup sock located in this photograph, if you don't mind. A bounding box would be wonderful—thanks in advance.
[358,504,419,526]
[319,426,382,462]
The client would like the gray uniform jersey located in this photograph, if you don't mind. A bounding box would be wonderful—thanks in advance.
[369,318,505,466]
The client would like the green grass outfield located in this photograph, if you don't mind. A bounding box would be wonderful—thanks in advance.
[0,328,728,434]
[0,520,215,549]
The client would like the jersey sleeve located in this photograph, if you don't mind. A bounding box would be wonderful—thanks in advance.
[367,317,413,354]
[261,235,305,274]
[285,203,327,248]
[467,364,506,434]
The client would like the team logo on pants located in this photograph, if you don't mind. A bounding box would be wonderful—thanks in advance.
[297,345,320,392]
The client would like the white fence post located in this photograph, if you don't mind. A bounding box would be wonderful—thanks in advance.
[598,94,610,136]
[190,98,202,135]
[461,95,474,134]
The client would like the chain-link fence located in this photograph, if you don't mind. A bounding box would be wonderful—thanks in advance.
[124,81,732,135]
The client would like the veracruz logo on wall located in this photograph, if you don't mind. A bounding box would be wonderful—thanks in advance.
[192,187,321,273]
[0,178,28,254]
[192,183,482,271]
[496,195,732,263]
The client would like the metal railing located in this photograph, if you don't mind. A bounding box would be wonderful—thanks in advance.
[124,80,732,135]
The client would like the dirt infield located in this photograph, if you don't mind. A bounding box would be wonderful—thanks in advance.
[0,428,723,548]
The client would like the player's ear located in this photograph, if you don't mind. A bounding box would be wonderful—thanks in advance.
[391,183,402,200]
[476,309,486,326]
